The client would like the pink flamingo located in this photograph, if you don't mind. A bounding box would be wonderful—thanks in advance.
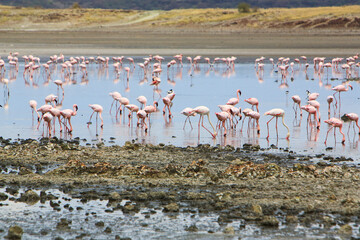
[193,106,217,138]
[308,100,321,121]
[37,104,53,129]
[109,91,122,114]
[324,118,345,144]
[118,96,130,117]
[226,89,241,106]
[162,97,172,117]
[45,94,58,107]
[215,111,230,136]
[125,104,139,126]
[300,105,320,129]
[264,108,290,140]
[307,91,319,101]
[345,113,360,135]
[123,67,131,79]
[137,95,147,109]
[181,107,197,129]
[42,112,53,137]
[244,97,259,112]
[240,108,253,132]
[327,96,334,118]
[29,100,40,122]
[60,104,78,133]
[291,95,302,116]
[136,110,148,132]
[53,80,64,92]
[332,83,353,109]
[49,107,63,132]
[88,104,104,129]
[144,101,158,124]
[247,110,260,134]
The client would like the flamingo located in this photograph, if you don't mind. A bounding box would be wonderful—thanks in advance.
[125,104,139,126]
[136,110,148,132]
[247,110,260,134]
[109,91,122,114]
[42,112,53,137]
[308,100,321,121]
[226,89,241,106]
[215,111,230,136]
[181,107,197,130]
[37,104,53,129]
[45,94,58,107]
[345,113,360,135]
[162,96,172,117]
[144,101,158,124]
[332,83,353,108]
[53,80,64,92]
[240,108,253,132]
[327,96,334,118]
[244,97,259,112]
[264,108,290,140]
[49,107,63,132]
[136,95,147,109]
[306,91,319,101]
[300,105,320,129]
[324,118,345,144]
[291,95,302,116]
[60,104,78,133]
[192,106,217,138]
[88,104,104,129]
[29,100,40,122]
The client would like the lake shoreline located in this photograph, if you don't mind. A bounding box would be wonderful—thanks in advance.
[0,139,359,238]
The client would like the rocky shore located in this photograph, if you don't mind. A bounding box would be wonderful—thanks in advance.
[0,138,359,238]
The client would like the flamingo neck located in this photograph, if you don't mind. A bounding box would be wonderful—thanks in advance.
[282,115,290,139]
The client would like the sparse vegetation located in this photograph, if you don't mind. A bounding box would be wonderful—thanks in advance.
[238,2,251,13]
[71,2,81,9]
[0,5,359,30]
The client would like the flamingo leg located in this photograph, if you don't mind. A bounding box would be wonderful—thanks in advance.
[88,111,95,128]
[339,126,345,144]
[266,116,275,139]
[325,125,334,144]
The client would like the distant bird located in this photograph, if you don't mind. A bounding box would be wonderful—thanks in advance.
[181,107,197,130]
[324,118,345,144]
[193,106,217,138]
[327,96,334,118]
[264,108,290,140]
[247,110,261,134]
[144,101,158,124]
[88,104,103,129]
[226,89,241,106]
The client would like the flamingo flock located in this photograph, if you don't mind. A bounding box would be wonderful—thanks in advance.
[0,51,358,146]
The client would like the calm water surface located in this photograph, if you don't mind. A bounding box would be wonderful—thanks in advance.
[0,56,359,160]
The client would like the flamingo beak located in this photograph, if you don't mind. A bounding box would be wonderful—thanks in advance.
[76,106,79,111]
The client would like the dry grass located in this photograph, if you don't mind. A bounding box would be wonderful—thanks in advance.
[0,5,359,30]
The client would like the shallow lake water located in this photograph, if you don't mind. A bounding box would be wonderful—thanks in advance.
[0,55,359,160]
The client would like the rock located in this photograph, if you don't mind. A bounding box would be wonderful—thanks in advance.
[0,192,8,201]
[163,203,179,212]
[251,204,263,216]
[6,225,23,239]
[18,167,33,175]
[19,190,40,204]
[185,224,198,232]
[104,227,112,233]
[95,221,105,227]
[260,216,279,227]
[223,226,235,234]
[286,215,298,223]
[338,224,352,235]
[109,192,121,201]
[56,218,71,231]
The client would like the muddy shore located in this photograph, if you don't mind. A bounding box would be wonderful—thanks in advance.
[1,30,360,56]
[0,139,359,238]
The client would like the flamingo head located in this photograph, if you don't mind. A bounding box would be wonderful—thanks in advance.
[349,84,353,90]
[237,89,241,95]
[74,104,78,111]
[155,101,159,108]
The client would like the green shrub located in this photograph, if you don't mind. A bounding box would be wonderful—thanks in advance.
[238,2,251,13]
